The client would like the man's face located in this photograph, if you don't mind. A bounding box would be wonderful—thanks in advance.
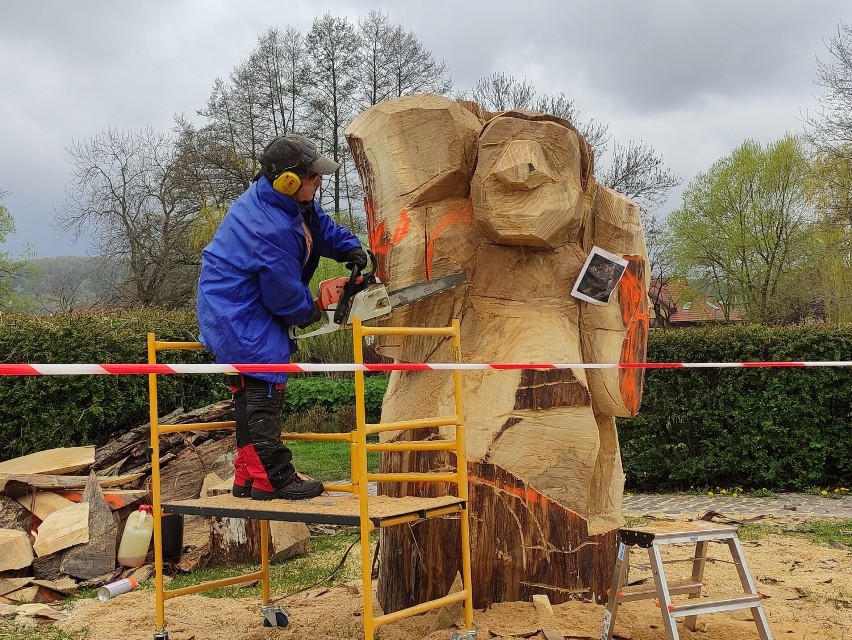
[294,173,322,202]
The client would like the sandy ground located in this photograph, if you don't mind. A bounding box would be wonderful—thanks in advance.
[52,525,852,640]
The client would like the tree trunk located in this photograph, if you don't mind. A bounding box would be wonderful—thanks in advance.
[201,518,309,567]
[346,95,649,611]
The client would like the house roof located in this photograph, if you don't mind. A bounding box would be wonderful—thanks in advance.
[650,278,743,323]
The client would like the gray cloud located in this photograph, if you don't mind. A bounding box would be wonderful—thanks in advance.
[0,0,849,256]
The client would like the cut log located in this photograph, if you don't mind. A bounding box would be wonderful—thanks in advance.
[0,578,32,598]
[0,472,143,494]
[0,496,33,535]
[14,492,75,522]
[200,470,308,567]
[0,446,94,477]
[4,586,38,603]
[0,530,34,571]
[533,594,554,617]
[31,577,77,595]
[202,517,309,567]
[32,554,63,581]
[16,602,68,621]
[60,472,119,579]
[90,401,233,474]
[427,571,463,633]
[346,94,648,611]
[32,503,89,557]
[159,436,236,502]
[53,489,148,511]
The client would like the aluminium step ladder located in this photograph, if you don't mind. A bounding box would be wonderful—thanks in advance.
[600,523,772,640]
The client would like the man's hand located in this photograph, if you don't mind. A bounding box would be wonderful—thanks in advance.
[297,303,324,328]
[343,247,368,272]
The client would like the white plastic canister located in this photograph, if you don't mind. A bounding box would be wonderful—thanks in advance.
[117,504,154,567]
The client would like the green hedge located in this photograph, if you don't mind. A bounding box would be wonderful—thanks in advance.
[620,324,852,492]
[0,311,387,461]
[286,375,387,423]
[0,311,225,459]
[2,312,850,492]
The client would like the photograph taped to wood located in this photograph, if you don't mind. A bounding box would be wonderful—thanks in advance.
[571,246,628,305]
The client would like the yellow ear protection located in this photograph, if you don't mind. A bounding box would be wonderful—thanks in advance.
[272,171,302,196]
[268,136,320,196]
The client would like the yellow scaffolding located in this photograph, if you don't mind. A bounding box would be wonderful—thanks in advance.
[147,318,474,640]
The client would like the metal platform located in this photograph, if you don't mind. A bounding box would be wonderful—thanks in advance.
[163,492,466,527]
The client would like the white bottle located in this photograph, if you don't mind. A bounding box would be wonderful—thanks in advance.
[117,505,154,567]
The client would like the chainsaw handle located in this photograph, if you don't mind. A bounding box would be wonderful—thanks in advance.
[334,249,377,326]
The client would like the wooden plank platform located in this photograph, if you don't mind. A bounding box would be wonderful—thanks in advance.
[162,493,466,527]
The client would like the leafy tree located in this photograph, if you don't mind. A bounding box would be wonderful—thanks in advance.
[0,192,34,311]
[56,128,198,308]
[666,137,816,324]
[808,152,852,322]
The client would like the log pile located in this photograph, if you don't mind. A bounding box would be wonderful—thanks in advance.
[0,400,309,619]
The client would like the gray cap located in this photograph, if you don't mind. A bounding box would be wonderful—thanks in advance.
[259,134,339,179]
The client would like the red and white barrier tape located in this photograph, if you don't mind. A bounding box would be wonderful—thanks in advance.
[0,361,849,376]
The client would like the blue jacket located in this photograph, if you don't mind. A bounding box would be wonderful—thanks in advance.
[197,177,361,383]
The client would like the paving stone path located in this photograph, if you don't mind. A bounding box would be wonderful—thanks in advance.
[622,492,852,520]
[363,483,852,520]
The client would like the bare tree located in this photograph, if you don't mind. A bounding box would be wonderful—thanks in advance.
[305,13,360,218]
[356,10,397,108]
[56,128,198,308]
[464,73,680,214]
[253,27,307,136]
[804,22,852,158]
[386,21,452,99]
[601,140,682,213]
[533,92,610,154]
[468,72,535,111]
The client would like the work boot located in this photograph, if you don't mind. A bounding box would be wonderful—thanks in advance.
[250,474,324,501]
[232,479,253,498]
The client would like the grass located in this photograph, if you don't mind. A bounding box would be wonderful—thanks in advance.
[286,439,379,482]
[721,518,852,546]
[0,622,90,640]
[624,516,852,548]
[166,529,373,599]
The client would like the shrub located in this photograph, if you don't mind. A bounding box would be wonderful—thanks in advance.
[0,310,225,459]
[619,324,852,492]
[0,310,388,461]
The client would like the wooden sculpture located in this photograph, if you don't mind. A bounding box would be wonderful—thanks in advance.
[345,94,649,612]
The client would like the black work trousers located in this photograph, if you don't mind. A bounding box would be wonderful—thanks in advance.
[231,375,295,492]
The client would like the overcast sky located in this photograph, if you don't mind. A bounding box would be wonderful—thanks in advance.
[1,1,850,257]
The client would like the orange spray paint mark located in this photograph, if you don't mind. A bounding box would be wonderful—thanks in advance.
[425,202,474,280]
[391,209,411,244]
[617,256,650,415]
[365,201,411,283]
[468,474,550,506]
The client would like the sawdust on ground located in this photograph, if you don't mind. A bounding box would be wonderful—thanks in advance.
[57,526,852,640]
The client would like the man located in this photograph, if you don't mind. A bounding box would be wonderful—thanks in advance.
[197,134,367,500]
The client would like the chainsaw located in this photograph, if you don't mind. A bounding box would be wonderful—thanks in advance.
[289,250,467,340]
